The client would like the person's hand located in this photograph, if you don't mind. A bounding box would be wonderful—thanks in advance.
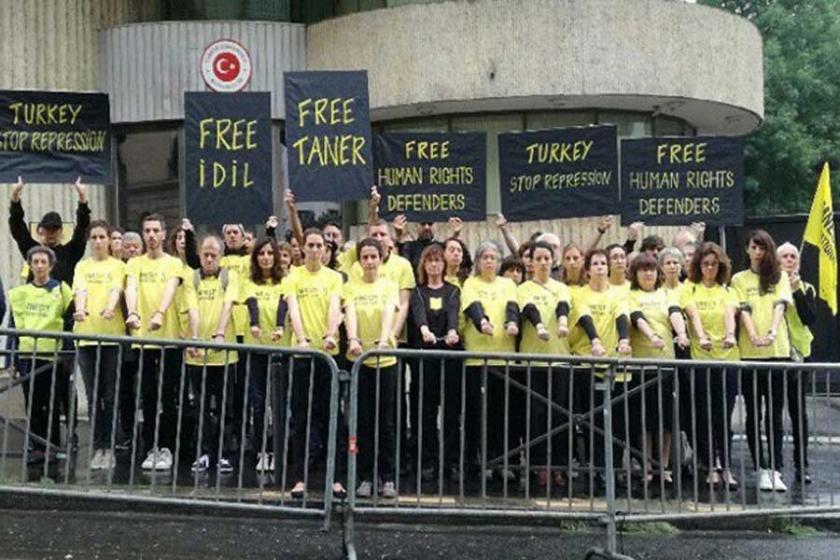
[284,189,296,209]
[556,323,569,338]
[420,326,437,345]
[376,338,390,350]
[749,334,767,348]
[187,346,200,360]
[349,338,363,356]
[788,270,801,290]
[723,334,737,349]
[618,338,632,355]
[271,327,284,342]
[393,214,408,238]
[100,308,115,321]
[480,318,494,336]
[444,330,459,347]
[73,310,87,323]
[251,325,262,339]
[675,333,690,350]
[495,213,508,229]
[297,337,310,349]
[597,215,613,234]
[148,311,164,331]
[265,215,280,230]
[591,338,606,357]
[324,334,338,352]
[536,323,550,341]
[649,333,665,350]
[505,322,519,337]
[699,334,713,351]
[627,221,644,242]
[448,217,463,236]
[11,176,24,202]
[370,185,381,208]
[126,314,141,330]
[181,218,194,233]
[690,222,706,240]
[74,177,88,204]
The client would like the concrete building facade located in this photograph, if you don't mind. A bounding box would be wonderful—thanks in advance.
[0,0,763,287]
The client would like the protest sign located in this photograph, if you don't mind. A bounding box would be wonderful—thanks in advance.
[0,90,111,183]
[184,91,273,225]
[374,132,486,221]
[498,125,618,221]
[284,71,373,202]
[620,136,744,225]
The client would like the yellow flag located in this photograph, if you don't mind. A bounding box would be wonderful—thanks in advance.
[803,163,837,315]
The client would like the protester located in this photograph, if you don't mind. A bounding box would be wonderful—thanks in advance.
[732,230,792,492]
[124,214,184,471]
[683,242,739,487]
[72,220,125,470]
[184,235,238,474]
[9,246,73,463]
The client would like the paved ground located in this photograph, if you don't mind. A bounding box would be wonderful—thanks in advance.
[0,508,838,559]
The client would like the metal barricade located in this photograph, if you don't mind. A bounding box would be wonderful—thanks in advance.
[342,348,840,560]
[0,328,343,529]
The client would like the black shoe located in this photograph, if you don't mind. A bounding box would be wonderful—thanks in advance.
[26,450,45,465]
[796,470,813,485]
[333,483,348,500]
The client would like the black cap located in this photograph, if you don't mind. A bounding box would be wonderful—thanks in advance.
[38,211,63,230]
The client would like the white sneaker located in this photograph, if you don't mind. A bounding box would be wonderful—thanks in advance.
[101,449,116,470]
[191,454,210,473]
[770,470,787,492]
[217,457,233,474]
[155,447,173,471]
[256,452,274,472]
[141,450,157,470]
[90,449,104,471]
[380,481,397,499]
[758,469,774,491]
[356,480,373,498]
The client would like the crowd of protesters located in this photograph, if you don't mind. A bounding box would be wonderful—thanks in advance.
[4,179,817,499]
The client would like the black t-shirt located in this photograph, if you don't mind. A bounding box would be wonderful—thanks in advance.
[408,283,460,348]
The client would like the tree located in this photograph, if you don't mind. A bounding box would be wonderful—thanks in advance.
[702,0,840,214]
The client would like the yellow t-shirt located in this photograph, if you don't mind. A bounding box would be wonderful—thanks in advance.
[731,270,792,360]
[351,252,415,341]
[336,245,356,276]
[786,282,815,358]
[284,265,344,355]
[126,254,184,344]
[569,285,626,357]
[460,275,518,366]
[628,288,677,359]
[9,281,73,356]
[72,257,126,345]
[241,277,291,347]
[517,278,572,359]
[175,261,194,339]
[566,283,586,352]
[220,254,250,338]
[183,270,239,366]
[344,277,399,368]
[682,282,739,361]
[609,280,631,300]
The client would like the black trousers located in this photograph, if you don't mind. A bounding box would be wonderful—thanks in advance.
[18,358,62,452]
[692,367,737,470]
[786,362,811,472]
[514,365,572,468]
[357,363,398,482]
[743,361,786,471]
[189,365,228,461]
[139,348,183,454]
[289,356,336,482]
[591,376,643,470]
[77,345,120,449]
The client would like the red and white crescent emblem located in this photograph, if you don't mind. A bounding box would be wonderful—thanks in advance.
[201,39,252,92]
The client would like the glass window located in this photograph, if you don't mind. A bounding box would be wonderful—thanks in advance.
[597,111,652,138]
[525,111,598,131]
[116,125,180,232]
[653,115,689,137]
[380,117,449,133]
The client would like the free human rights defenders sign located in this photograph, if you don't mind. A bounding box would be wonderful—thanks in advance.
[620,136,744,226]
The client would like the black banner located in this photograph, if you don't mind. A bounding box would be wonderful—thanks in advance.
[374,132,486,222]
[620,136,744,226]
[0,90,111,183]
[498,126,618,221]
[184,91,273,226]
[283,71,373,202]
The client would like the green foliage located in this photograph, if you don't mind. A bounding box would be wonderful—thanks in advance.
[701,0,840,214]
